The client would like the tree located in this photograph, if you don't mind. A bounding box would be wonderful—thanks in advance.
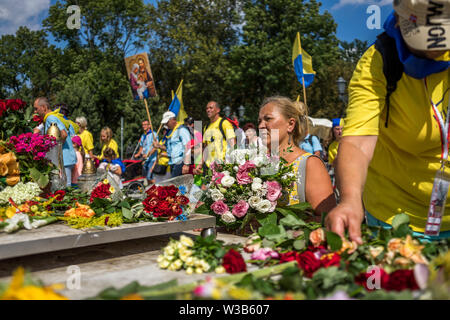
[147,0,243,121]
[225,0,342,123]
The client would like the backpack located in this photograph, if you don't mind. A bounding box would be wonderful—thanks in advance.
[203,117,235,142]
[374,32,404,128]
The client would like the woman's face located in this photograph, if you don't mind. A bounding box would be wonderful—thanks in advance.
[258,103,292,149]
[245,128,256,140]
[101,132,108,142]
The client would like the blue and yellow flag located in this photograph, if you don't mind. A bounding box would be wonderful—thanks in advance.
[292,32,316,88]
[168,79,188,123]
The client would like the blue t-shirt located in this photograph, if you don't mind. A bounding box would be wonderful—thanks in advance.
[167,126,191,165]
[44,115,77,167]
[101,158,126,174]
[300,134,322,154]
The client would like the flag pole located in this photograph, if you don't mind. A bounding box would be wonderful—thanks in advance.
[143,98,157,141]
[302,77,308,106]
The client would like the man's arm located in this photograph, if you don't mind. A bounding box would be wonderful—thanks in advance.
[325,135,378,244]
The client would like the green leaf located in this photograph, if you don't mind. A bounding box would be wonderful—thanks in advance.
[287,202,312,212]
[256,212,277,226]
[392,213,410,230]
[195,204,210,215]
[293,239,306,250]
[326,231,343,252]
[120,201,131,209]
[280,214,306,228]
[258,223,280,237]
[276,207,295,217]
[393,223,412,238]
[122,207,133,220]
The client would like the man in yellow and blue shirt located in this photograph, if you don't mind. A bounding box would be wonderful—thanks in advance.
[326,0,450,242]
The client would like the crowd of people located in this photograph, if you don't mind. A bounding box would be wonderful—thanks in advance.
[29,0,450,241]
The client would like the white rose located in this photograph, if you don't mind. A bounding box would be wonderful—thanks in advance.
[251,182,263,193]
[221,175,236,188]
[233,166,239,172]
[221,170,230,176]
[209,188,225,201]
[253,156,265,167]
[253,177,262,184]
[256,199,272,213]
[180,235,195,247]
[248,196,262,208]
[221,211,236,223]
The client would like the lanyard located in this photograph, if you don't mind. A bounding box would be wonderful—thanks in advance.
[424,78,450,163]
[424,77,450,236]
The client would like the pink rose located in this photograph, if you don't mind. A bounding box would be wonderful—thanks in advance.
[251,248,279,261]
[232,200,249,218]
[212,171,225,185]
[265,181,282,201]
[236,171,252,185]
[210,200,229,215]
[238,160,256,173]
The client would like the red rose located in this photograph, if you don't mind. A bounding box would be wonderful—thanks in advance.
[385,269,419,292]
[279,251,300,264]
[355,268,390,291]
[154,200,171,217]
[146,185,158,196]
[32,114,43,124]
[0,100,6,116]
[297,251,322,278]
[222,249,247,274]
[320,253,341,268]
[7,99,26,111]
[143,197,159,213]
[166,185,179,198]
[54,190,66,201]
[176,195,189,206]
[171,204,183,217]
[157,186,169,200]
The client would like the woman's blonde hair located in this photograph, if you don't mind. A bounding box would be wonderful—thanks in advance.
[76,116,88,129]
[100,127,113,145]
[260,96,309,146]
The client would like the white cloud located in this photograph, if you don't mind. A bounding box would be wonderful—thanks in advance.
[332,0,393,10]
[0,0,50,35]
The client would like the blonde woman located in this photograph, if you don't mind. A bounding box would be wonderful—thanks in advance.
[75,116,95,160]
[258,96,336,217]
[98,126,119,160]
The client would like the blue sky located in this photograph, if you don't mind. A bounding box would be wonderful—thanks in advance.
[0,0,394,44]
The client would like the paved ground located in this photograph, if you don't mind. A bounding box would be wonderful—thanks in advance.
[0,231,250,300]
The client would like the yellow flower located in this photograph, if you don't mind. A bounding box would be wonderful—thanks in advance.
[338,240,358,254]
[159,260,170,269]
[215,266,226,274]
[186,267,194,275]
[179,250,193,262]
[180,235,194,248]
[368,246,384,259]
[211,288,222,300]
[172,259,183,270]
[195,267,203,274]
[103,179,109,184]
[399,235,424,259]
[109,186,115,193]
[0,267,67,300]
[121,294,144,300]
[185,257,195,267]
[228,287,252,300]
[6,206,17,219]
[387,238,403,252]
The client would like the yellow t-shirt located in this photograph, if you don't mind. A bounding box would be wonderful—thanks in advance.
[327,140,339,166]
[79,129,94,155]
[278,153,311,207]
[99,139,119,160]
[344,44,450,233]
[203,117,236,167]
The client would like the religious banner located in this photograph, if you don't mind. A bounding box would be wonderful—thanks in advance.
[124,52,157,100]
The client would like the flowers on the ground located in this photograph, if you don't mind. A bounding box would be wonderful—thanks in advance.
[64,202,96,218]
[90,179,113,202]
[143,185,189,219]
[0,267,67,300]
[0,181,41,205]
[222,248,247,274]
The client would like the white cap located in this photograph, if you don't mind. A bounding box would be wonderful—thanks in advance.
[161,111,176,124]
[394,0,450,51]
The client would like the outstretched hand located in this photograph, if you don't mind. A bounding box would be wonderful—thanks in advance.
[325,202,365,245]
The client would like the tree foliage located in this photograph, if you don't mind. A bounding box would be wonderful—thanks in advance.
[0,0,371,156]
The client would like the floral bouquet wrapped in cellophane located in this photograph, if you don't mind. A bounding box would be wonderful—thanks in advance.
[197,148,297,232]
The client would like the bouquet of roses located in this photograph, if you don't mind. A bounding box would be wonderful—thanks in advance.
[90,179,115,203]
[142,185,189,220]
[198,148,297,231]
[0,99,34,140]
